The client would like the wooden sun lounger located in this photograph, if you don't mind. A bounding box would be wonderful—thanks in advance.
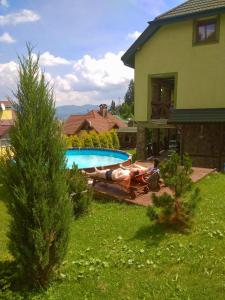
[91,177,150,200]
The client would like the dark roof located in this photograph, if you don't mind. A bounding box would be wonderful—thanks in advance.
[157,0,225,20]
[169,108,225,123]
[122,0,225,68]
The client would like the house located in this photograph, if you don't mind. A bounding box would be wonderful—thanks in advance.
[122,0,225,169]
[63,104,127,135]
[117,127,137,148]
[0,100,15,140]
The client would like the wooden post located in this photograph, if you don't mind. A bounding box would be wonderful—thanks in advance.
[179,125,184,165]
[136,123,146,161]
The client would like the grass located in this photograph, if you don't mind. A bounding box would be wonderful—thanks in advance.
[126,148,136,156]
[1,173,225,299]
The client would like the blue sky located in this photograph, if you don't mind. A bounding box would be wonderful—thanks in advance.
[0,0,183,106]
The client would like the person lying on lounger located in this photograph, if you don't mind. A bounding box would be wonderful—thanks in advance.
[120,159,160,176]
[118,159,160,186]
[84,167,138,189]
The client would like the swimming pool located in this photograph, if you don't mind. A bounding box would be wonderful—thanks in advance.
[65,148,131,170]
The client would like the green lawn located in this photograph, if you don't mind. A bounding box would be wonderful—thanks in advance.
[126,148,136,156]
[1,173,225,299]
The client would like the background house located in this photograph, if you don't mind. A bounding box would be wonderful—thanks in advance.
[122,0,225,169]
[63,104,127,136]
[0,100,15,156]
[117,127,137,148]
[0,100,15,141]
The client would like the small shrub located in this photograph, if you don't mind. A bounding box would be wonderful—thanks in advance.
[80,131,94,148]
[71,134,83,148]
[64,135,72,148]
[160,153,193,197]
[105,132,113,149]
[131,151,137,163]
[110,130,120,149]
[147,153,200,230]
[147,189,200,229]
[67,165,93,218]
[89,131,101,148]
[160,152,180,182]
[99,132,109,148]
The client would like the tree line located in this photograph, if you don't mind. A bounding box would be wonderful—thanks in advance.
[109,79,134,119]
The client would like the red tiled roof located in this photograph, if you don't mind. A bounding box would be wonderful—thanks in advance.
[0,100,12,107]
[63,109,127,135]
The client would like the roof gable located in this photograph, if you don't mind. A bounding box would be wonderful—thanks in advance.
[63,109,127,135]
[122,0,225,68]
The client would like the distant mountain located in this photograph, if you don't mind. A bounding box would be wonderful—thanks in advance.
[56,104,98,120]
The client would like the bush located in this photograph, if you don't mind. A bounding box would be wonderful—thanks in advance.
[147,153,200,229]
[147,188,200,229]
[71,134,83,148]
[67,165,93,218]
[89,131,101,148]
[64,135,72,148]
[105,132,113,149]
[160,153,193,197]
[0,47,72,287]
[110,130,120,149]
[99,132,109,148]
[131,151,137,163]
[80,131,94,148]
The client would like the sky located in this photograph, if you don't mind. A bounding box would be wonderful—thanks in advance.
[0,0,184,107]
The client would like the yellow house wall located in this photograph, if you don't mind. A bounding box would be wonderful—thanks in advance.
[135,14,225,121]
[0,109,13,120]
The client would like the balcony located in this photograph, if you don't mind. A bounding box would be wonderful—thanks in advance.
[151,101,172,119]
[150,76,175,120]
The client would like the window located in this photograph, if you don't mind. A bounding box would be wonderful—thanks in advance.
[194,17,219,45]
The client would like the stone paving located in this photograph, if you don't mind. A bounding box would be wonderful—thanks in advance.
[93,161,216,206]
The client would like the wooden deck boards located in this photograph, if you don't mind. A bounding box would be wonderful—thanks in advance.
[92,162,216,206]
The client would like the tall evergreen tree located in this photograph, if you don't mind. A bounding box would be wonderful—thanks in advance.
[124,79,134,106]
[0,47,72,287]
[109,100,116,114]
[117,79,134,119]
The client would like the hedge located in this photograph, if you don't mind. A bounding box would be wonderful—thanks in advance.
[65,130,120,150]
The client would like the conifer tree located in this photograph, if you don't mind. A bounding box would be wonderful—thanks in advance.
[89,131,101,148]
[0,47,72,287]
[71,134,83,148]
[110,130,120,149]
[105,132,113,149]
[80,131,93,148]
[99,132,109,148]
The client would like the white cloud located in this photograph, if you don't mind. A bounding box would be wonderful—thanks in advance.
[127,31,141,40]
[39,51,71,67]
[54,74,78,91]
[73,51,133,88]
[0,50,134,106]
[0,0,9,8]
[0,32,15,43]
[0,9,40,26]
[0,61,17,97]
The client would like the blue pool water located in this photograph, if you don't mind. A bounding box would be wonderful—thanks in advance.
[66,149,129,169]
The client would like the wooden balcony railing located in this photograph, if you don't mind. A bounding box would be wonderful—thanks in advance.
[151,101,172,119]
